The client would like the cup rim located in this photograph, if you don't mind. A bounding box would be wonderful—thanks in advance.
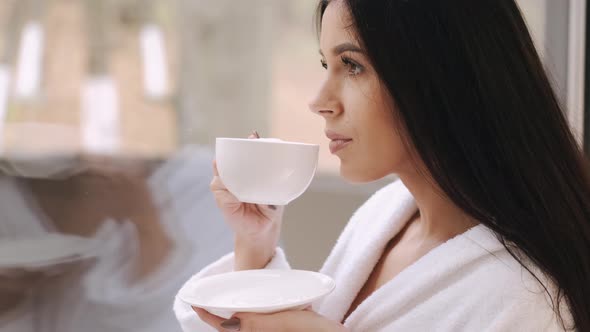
[216,137,319,147]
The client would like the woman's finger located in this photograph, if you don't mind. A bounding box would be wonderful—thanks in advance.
[209,175,226,191]
[192,307,227,329]
[249,130,260,139]
[212,160,219,177]
[210,177,240,208]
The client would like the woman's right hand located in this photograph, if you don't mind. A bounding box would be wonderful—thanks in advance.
[209,134,285,270]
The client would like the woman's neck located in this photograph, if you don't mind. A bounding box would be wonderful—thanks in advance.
[398,170,478,242]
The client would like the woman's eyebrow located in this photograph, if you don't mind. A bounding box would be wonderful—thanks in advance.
[319,42,364,56]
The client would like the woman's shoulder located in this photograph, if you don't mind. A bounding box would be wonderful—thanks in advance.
[473,261,571,331]
[461,228,572,330]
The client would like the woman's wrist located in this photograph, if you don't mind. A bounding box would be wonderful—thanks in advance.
[234,235,278,271]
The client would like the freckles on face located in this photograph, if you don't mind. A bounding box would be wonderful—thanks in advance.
[312,1,410,183]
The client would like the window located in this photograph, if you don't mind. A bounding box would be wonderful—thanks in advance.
[517,0,586,149]
[0,0,178,157]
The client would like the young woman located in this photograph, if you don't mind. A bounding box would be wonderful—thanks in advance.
[175,0,590,330]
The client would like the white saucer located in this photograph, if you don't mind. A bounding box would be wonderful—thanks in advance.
[178,269,336,319]
[0,233,99,269]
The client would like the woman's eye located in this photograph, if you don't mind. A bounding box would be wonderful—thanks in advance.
[341,56,363,76]
[320,59,328,70]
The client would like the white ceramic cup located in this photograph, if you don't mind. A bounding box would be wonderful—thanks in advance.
[215,138,319,205]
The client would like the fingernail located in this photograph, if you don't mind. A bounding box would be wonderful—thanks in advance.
[220,317,241,330]
[268,205,277,210]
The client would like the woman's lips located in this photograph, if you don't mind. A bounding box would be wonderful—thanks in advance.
[325,130,353,154]
[329,139,353,154]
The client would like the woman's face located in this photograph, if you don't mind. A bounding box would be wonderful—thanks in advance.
[309,0,411,183]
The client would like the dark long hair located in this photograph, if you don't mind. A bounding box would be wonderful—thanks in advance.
[317,0,590,329]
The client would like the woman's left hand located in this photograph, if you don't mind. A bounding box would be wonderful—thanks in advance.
[194,307,348,332]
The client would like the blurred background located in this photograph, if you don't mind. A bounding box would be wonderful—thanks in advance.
[0,0,586,331]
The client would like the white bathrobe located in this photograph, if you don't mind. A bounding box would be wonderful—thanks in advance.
[174,180,571,331]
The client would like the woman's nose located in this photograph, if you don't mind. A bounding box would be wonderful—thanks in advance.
[308,80,342,118]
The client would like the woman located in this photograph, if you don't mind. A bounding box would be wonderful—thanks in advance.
[174,0,590,330]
